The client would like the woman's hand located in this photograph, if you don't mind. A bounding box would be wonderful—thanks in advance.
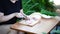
[15,9,26,18]
[15,9,30,20]
[15,13,25,18]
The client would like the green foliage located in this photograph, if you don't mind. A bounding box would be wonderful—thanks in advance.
[40,9,58,16]
[22,0,57,16]
[24,10,35,15]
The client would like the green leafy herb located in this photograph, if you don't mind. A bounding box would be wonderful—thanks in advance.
[22,0,57,16]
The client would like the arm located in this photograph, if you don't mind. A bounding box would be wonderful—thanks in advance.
[0,12,16,22]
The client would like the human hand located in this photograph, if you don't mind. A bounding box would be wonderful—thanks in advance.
[15,12,30,20]
[15,12,25,18]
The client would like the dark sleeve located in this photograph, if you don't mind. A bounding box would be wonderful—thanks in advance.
[0,1,4,13]
[16,0,22,13]
[19,0,22,9]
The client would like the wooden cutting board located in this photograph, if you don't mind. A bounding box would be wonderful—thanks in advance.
[18,12,41,27]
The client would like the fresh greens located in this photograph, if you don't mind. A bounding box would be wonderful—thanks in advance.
[40,9,58,16]
[22,0,57,16]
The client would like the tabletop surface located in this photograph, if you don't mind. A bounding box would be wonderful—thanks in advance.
[11,18,59,34]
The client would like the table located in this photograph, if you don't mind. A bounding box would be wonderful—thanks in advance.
[10,18,59,34]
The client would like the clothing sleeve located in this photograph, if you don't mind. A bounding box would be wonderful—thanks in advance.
[0,2,4,13]
[17,0,22,13]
